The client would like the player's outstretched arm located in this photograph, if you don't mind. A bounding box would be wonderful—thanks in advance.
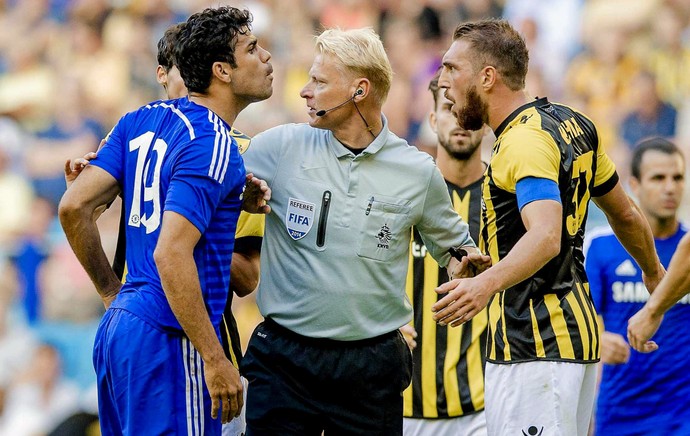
[628,232,690,352]
[59,165,122,308]
[594,182,665,292]
[433,199,562,327]
[155,211,243,424]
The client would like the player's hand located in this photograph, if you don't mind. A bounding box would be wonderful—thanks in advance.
[448,248,491,279]
[64,152,97,188]
[627,306,662,353]
[241,173,271,214]
[399,324,418,350]
[600,332,630,364]
[204,358,243,424]
[432,276,493,327]
[100,284,121,310]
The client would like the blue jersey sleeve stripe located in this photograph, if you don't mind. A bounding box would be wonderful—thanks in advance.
[208,111,221,179]
[208,112,232,183]
[146,101,196,140]
[516,177,561,211]
[219,126,232,183]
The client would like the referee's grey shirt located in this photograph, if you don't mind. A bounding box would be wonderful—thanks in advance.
[243,116,475,340]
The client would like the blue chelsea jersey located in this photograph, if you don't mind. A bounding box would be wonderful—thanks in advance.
[585,223,690,434]
[92,97,246,332]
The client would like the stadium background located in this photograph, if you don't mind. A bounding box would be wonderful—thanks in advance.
[0,0,688,434]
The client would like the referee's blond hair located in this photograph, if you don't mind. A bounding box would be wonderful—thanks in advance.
[315,28,393,106]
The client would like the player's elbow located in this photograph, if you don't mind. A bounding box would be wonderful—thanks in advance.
[153,244,171,274]
[233,278,259,298]
[611,206,637,230]
[58,191,86,231]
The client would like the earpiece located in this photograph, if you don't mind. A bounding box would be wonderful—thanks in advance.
[355,88,364,96]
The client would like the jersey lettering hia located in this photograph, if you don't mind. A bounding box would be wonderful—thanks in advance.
[92,97,246,332]
[481,97,618,364]
[586,224,690,434]
[404,177,487,419]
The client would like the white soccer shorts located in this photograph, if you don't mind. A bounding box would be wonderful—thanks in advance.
[484,360,597,436]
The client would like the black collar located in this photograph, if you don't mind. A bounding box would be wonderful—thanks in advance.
[494,97,549,138]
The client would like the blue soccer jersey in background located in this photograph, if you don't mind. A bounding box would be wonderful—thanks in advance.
[585,223,690,435]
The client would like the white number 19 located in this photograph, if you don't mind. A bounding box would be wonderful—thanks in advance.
[128,131,168,234]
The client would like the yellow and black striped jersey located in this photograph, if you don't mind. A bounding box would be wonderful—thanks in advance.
[111,127,264,367]
[403,176,487,419]
[481,97,617,364]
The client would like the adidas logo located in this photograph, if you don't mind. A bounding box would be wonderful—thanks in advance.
[615,259,637,277]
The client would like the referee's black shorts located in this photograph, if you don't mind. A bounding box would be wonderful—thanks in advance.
[240,318,413,436]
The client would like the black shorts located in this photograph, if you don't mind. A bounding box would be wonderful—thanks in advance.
[240,318,413,436]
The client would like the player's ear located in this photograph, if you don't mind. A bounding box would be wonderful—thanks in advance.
[481,65,496,90]
[429,110,438,134]
[156,65,167,86]
[212,61,232,84]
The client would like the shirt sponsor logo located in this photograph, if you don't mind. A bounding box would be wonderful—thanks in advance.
[411,240,427,258]
[614,259,637,276]
[285,197,315,240]
[612,281,690,304]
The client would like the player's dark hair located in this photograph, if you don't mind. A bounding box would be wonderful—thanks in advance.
[631,137,684,179]
[157,23,184,72]
[175,6,253,93]
[428,68,442,109]
[452,19,528,91]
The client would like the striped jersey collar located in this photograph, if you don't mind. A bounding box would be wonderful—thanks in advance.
[494,97,549,138]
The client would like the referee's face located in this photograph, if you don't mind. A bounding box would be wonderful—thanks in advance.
[300,53,355,129]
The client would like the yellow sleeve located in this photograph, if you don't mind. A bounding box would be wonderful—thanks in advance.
[593,139,616,190]
[235,211,265,239]
[492,126,561,193]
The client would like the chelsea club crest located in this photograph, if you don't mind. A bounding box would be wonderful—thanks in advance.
[285,197,315,240]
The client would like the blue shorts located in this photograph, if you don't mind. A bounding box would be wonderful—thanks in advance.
[94,308,220,435]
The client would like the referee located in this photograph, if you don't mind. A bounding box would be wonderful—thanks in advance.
[240,27,487,436]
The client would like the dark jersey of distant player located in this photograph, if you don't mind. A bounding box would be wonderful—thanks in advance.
[92,97,246,332]
[481,97,617,364]
[586,224,690,435]
[404,176,487,419]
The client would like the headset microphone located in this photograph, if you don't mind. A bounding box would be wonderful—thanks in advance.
[315,89,364,116]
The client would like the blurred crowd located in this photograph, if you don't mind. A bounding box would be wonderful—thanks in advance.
[1,0,689,434]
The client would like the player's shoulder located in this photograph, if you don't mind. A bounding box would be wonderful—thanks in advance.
[248,123,323,152]
[255,123,316,141]
[379,129,435,167]
[497,106,557,154]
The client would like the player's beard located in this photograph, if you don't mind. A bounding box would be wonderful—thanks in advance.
[456,85,488,132]
[440,137,481,161]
